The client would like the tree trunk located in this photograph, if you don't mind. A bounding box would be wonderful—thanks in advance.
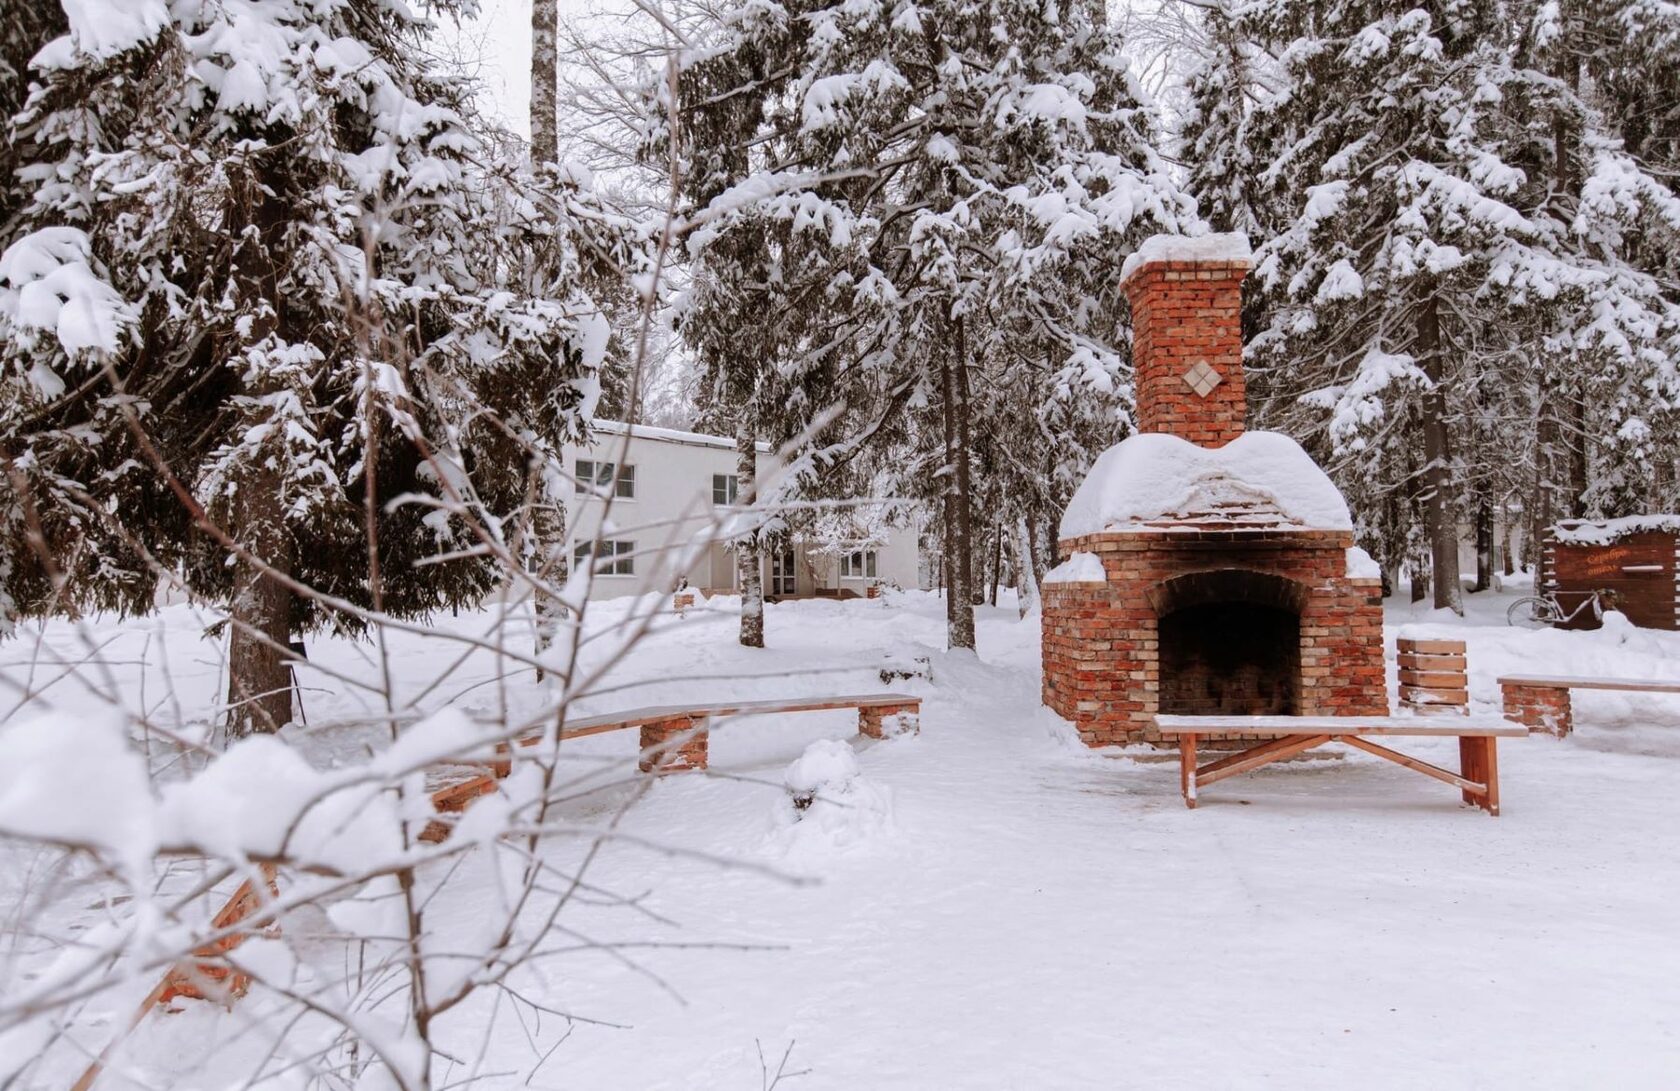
[954,319,981,652]
[531,468,566,678]
[1500,510,1515,577]
[226,457,296,738]
[528,0,570,667]
[1417,295,1463,614]
[736,422,764,648]
[1014,518,1039,619]
[1531,376,1559,573]
[940,315,976,650]
[530,0,558,166]
[1567,387,1588,518]
[223,166,297,740]
[1473,499,1494,592]
[981,517,994,605]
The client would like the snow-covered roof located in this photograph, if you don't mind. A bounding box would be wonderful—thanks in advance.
[591,419,771,453]
[1553,515,1680,545]
[1059,431,1352,539]
[1119,232,1252,283]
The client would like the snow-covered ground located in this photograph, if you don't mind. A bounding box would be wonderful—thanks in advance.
[5,585,1680,1088]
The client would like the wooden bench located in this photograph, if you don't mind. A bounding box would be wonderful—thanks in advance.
[422,693,922,842]
[1499,674,1680,737]
[1154,715,1528,815]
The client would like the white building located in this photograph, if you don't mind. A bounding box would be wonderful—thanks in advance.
[562,421,922,600]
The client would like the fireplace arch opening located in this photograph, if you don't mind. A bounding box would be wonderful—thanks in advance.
[1148,570,1308,717]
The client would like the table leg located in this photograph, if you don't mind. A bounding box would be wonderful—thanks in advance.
[1458,735,1499,816]
[1458,736,1479,806]
[1480,737,1500,816]
[1180,734,1198,809]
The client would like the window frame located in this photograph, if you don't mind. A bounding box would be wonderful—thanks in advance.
[573,539,636,577]
[575,459,635,499]
[712,473,739,506]
[840,549,878,579]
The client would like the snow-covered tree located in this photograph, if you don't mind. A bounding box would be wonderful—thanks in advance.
[1186,0,1680,610]
[668,0,1197,647]
[0,1,626,734]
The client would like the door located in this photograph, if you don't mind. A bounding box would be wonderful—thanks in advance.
[771,546,798,598]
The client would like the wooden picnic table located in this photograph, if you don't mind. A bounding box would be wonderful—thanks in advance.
[1154,715,1528,815]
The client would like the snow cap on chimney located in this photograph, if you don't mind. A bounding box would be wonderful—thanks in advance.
[1120,232,1252,448]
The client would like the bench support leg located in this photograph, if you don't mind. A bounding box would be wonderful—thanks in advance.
[1501,682,1573,737]
[1179,734,1197,809]
[639,715,709,774]
[859,702,921,739]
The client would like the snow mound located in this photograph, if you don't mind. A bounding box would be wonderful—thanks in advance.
[1059,432,1352,539]
[1553,515,1680,545]
[1044,552,1105,584]
[1120,231,1251,281]
[767,739,894,860]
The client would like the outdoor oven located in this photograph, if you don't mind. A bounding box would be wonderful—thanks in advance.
[1040,234,1388,748]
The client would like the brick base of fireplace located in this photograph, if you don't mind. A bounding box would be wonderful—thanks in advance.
[1042,529,1387,748]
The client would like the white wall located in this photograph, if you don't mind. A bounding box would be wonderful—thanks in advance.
[563,422,920,600]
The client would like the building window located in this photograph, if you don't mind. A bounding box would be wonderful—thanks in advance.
[574,539,635,576]
[772,546,797,597]
[840,550,877,579]
[576,459,635,499]
[712,473,739,505]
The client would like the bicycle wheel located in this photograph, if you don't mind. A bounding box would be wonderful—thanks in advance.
[1506,596,1560,628]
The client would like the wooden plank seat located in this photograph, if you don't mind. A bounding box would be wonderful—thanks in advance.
[1498,674,1680,737]
[422,693,923,842]
[1154,715,1527,815]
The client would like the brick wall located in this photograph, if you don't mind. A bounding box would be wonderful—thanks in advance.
[1041,530,1388,747]
[1120,259,1249,447]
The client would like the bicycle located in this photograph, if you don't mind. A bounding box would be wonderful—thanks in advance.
[1505,587,1620,629]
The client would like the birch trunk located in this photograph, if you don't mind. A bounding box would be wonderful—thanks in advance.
[529,0,569,662]
[1014,518,1039,618]
[736,422,764,648]
[530,0,558,166]
[945,316,976,650]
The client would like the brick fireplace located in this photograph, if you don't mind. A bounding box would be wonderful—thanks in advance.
[1041,234,1387,748]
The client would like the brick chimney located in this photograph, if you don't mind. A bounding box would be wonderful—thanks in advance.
[1119,233,1252,448]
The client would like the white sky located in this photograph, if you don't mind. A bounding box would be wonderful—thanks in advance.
[433,0,618,137]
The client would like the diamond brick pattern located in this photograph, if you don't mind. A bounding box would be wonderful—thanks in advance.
[1182,360,1222,397]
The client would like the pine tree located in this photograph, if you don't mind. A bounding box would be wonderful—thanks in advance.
[670,0,1196,647]
[1183,0,1680,611]
[0,2,624,734]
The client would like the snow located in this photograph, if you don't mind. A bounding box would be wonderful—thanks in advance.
[0,228,135,354]
[1552,514,1680,545]
[1043,551,1106,584]
[590,419,771,453]
[1119,231,1251,281]
[56,0,169,62]
[1346,546,1382,579]
[8,589,1680,1086]
[0,712,156,876]
[1059,431,1353,538]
